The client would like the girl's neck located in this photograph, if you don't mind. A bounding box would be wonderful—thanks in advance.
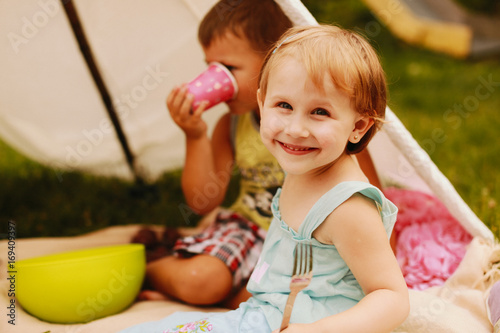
[279,154,367,231]
[283,154,365,194]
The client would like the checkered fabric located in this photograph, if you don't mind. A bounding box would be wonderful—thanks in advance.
[174,210,267,288]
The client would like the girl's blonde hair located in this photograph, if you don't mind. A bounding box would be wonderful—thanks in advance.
[259,25,387,154]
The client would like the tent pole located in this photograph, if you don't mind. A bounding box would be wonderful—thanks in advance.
[61,0,143,184]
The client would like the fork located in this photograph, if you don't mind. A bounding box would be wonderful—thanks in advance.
[280,242,313,331]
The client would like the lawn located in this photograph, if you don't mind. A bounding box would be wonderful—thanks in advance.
[1,0,499,239]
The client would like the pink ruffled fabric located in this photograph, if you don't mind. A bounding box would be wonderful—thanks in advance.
[385,187,473,290]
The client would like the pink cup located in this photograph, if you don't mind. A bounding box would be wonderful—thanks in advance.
[187,62,238,110]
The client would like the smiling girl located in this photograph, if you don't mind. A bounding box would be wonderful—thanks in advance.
[121,25,408,333]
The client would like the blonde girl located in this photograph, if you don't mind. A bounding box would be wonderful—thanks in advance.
[121,24,409,333]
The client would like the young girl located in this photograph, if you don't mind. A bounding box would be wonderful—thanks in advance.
[122,24,409,333]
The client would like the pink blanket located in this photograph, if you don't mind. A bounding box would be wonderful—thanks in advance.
[385,187,473,290]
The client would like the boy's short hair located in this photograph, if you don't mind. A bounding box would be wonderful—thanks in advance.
[259,25,387,154]
[199,0,293,55]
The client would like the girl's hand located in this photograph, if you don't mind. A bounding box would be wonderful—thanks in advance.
[167,84,208,139]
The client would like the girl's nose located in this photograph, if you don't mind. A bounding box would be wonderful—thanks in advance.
[284,114,309,138]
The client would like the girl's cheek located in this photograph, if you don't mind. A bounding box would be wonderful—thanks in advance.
[261,113,284,137]
[260,121,273,142]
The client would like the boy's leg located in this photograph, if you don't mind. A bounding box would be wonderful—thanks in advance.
[146,254,233,305]
[143,210,265,306]
[223,286,252,309]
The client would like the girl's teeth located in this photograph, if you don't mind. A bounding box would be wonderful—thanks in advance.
[283,143,309,151]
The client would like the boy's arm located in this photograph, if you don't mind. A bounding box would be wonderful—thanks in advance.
[356,149,382,190]
[167,85,233,215]
[182,113,233,214]
[289,195,409,333]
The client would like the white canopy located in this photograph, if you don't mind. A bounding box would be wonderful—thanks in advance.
[0,0,226,180]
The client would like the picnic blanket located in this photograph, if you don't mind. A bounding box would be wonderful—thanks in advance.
[0,225,497,333]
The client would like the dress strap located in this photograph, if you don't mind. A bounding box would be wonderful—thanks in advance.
[297,181,389,240]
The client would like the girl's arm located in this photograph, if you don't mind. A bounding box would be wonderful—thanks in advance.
[280,194,409,333]
[355,150,397,253]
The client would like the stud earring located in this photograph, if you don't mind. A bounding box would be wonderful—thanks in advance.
[354,135,359,140]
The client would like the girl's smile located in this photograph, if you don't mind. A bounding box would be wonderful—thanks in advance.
[278,141,318,154]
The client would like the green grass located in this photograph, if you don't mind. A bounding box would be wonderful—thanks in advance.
[0,137,240,238]
[1,0,499,239]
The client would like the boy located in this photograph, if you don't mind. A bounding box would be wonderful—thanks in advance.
[142,0,293,307]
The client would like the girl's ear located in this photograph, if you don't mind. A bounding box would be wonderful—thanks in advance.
[349,115,374,144]
[256,89,263,110]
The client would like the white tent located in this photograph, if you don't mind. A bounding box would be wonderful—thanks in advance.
[0,0,493,241]
[1,0,225,181]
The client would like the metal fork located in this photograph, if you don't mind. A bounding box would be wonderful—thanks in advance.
[280,242,313,331]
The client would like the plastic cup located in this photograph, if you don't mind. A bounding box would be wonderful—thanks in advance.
[186,62,238,110]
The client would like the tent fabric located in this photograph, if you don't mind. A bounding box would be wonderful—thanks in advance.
[372,110,493,240]
[0,0,494,241]
[0,0,226,180]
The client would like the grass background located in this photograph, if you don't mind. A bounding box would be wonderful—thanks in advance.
[1,0,499,239]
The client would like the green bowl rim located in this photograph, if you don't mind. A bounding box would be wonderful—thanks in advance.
[16,244,145,268]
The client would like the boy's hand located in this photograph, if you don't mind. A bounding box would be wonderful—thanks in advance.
[167,85,209,139]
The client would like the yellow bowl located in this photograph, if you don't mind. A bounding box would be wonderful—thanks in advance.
[16,244,145,323]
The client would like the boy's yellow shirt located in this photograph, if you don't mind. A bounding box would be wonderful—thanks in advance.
[229,112,284,230]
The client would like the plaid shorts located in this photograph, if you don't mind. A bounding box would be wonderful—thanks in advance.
[173,210,267,289]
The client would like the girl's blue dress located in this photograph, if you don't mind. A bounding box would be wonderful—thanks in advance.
[119,181,397,332]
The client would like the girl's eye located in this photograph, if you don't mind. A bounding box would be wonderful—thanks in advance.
[312,108,330,116]
[224,65,235,72]
[277,102,292,110]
